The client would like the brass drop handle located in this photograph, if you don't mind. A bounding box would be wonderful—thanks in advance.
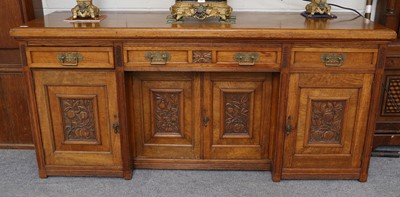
[150,54,167,65]
[285,116,292,135]
[203,116,210,127]
[145,51,171,65]
[57,52,83,66]
[320,53,346,67]
[234,52,259,66]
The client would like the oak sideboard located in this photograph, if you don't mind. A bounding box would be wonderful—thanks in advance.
[10,11,397,181]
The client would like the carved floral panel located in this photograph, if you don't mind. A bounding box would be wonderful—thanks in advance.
[61,98,97,141]
[192,51,212,63]
[309,100,345,144]
[223,92,251,134]
[153,92,181,134]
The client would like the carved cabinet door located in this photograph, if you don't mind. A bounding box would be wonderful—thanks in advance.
[283,73,373,172]
[131,72,201,159]
[33,70,122,167]
[203,73,272,160]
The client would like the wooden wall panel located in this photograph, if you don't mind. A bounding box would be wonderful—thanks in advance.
[0,0,34,48]
[0,0,35,148]
[0,69,33,148]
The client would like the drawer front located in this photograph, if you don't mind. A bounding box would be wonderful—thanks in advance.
[215,49,280,68]
[124,46,281,70]
[125,49,189,66]
[291,48,378,71]
[26,47,114,68]
[386,57,400,69]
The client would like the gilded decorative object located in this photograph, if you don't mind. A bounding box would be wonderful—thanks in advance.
[302,0,336,18]
[305,0,332,16]
[170,1,233,22]
[71,0,100,19]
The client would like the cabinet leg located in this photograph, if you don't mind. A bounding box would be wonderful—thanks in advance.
[272,175,281,182]
[123,170,133,180]
[359,175,368,182]
[38,170,48,179]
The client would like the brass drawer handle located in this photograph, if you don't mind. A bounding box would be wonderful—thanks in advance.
[145,51,171,65]
[320,53,346,67]
[57,52,83,66]
[234,52,260,66]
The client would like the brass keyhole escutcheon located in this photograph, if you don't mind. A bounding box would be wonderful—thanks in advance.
[112,115,120,134]
[203,116,210,127]
[285,116,292,135]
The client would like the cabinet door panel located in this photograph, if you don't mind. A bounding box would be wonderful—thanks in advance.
[284,74,373,169]
[204,73,272,160]
[34,70,121,166]
[132,72,201,159]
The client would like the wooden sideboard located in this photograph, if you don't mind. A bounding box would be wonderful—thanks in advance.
[10,11,396,181]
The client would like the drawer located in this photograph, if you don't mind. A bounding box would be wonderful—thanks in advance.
[215,49,280,68]
[124,46,281,70]
[291,48,378,71]
[125,48,189,66]
[26,47,114,68]
[386,57,400,69]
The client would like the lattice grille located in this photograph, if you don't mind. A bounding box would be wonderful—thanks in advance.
[383,76,400,114]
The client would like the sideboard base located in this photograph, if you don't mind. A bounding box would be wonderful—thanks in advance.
[134,159,271,171]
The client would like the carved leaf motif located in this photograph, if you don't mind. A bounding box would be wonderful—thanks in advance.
[192,51,212,63]
[224,93,250,134]
[153,92,181,134]
[309,100,345,144]
[61,98,97,141]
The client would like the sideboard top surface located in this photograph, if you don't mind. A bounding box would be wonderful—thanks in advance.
[10,11,397,41]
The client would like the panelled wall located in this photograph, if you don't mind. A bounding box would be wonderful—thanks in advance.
[0,0,42,149]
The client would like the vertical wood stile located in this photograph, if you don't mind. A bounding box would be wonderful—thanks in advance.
[272,44,291,182]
